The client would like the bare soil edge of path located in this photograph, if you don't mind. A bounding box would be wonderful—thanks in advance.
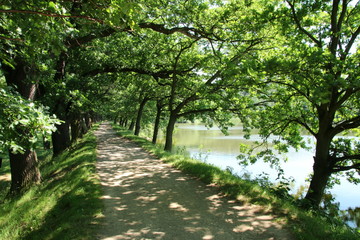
[95,123,294,240]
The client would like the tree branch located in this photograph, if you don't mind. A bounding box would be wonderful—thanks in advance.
[286,0,322,48]
[332,161,360,173]
[0,35,23,42]
[138,22,204,40]
[65,28,117,47]
[333,115,360,135]
[344,25,360,57]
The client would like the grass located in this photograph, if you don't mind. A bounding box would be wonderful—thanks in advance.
[112,124,360,240]
[0,126,103,240]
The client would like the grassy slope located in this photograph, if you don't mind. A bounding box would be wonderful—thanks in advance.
[112,125,360,240]
[0,128,102,240]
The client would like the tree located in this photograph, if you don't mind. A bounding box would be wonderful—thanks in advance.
[0,87,59,193]
[240,0,360,207]
[0,0,67,193]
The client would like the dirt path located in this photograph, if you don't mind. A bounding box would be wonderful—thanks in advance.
[94,123,294,240]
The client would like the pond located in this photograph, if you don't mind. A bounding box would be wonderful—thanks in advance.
[161,123,360,228]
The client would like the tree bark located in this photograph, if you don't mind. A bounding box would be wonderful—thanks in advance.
[304,160,331,207]
[152,101,163,144]
[52,120,71,156]
[134,97,149,136]
[9,150,41,193]
[71,119,80,143]
[164,113,178,152]
[128,119,135,131]
[50,51,70,154]
[304,124,333,206]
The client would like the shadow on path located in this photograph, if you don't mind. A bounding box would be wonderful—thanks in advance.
[95,123,293,240]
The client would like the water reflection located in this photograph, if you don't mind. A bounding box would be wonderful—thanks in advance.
[162,123,360,228]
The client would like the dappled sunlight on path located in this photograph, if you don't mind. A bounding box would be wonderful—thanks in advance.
[94,123,293,240]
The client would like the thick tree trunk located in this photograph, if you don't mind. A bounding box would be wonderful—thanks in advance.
[71,119,80,143]
[134,97,149,136]
[52,120,71,156]
[164,113,178,152]
[304,133,332,207]
[152,102,163,144]
[3,57,41,194]
[9,148,41,194]
[304,162,331,207]
[51,50,72,156]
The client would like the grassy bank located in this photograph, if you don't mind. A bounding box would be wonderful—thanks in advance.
[112,124,360,240]
[0,127,102,240]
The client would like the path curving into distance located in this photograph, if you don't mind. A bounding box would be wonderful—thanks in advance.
[94,123,294,240]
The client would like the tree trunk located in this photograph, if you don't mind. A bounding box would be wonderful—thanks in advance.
[134,97,149,136]
[52,120,71,156]
[80,118,87,136]
[2,57,38,100]
[128,119,135,131]
[71,119,80,143]
[50,49,72,156]
[164,113,178,152]
[152,101,163,144]
[9,149,41,194]
[3,57,41,194]
[304,133,332,207]
[85,114,92,129]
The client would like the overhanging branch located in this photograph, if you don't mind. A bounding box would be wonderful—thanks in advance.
[333,115,360,135]
[138,22,204,40]
[332,161,360,173]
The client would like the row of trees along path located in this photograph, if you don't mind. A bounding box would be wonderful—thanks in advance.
[94,123,294,240]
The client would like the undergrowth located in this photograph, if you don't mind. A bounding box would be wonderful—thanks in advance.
[112,124,360,240]
[0,126,102,240]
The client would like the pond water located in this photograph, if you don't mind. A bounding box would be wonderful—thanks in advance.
[161,123,360,228]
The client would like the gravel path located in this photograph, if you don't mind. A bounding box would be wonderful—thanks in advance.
[94,123,294,240]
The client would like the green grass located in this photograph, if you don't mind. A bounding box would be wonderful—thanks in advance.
[112,124,360,240]
[0,126,103,240]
